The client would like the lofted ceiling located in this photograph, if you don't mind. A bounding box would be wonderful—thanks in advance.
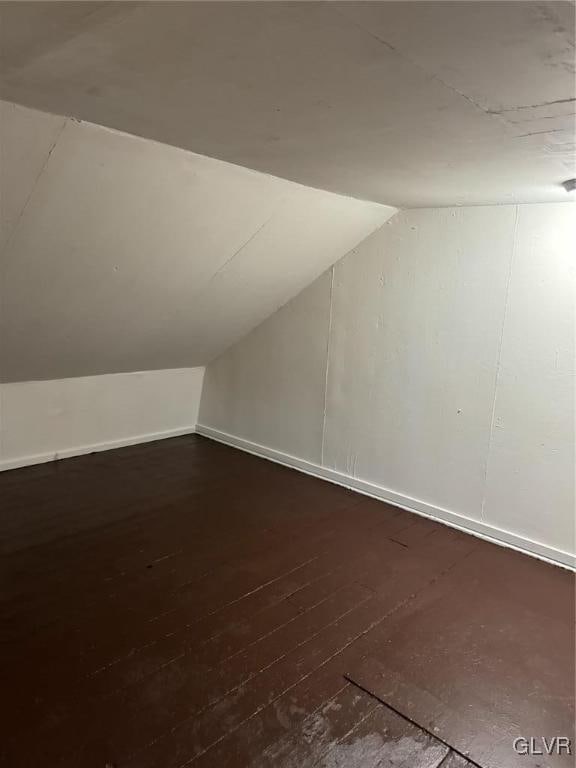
[0,100,393,382]
[0,1,574,208]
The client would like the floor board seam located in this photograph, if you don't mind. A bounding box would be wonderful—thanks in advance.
[343,676,483,768]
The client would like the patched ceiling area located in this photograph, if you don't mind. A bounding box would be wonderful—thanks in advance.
[1,1,574,208]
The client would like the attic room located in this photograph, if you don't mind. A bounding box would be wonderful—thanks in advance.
[0,2,574,767]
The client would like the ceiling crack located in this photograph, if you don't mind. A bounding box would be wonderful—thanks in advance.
[515,128,568,138]
[495,97,576,114]
[329,4,498,121]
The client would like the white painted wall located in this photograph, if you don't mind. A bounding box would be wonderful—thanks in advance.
[199,203,575,567]
[481,205,575,552]
[200,273,331,464]
[0,368,204,471]
[0,100,65,252]
[323,207,516,519]
[0,100,393,382]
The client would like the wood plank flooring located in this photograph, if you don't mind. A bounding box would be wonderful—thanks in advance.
[346,542,575,768]
[0,435,572,767]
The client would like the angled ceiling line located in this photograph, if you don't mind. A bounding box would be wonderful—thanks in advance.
[0,113,68,261]
[183,201,285,311]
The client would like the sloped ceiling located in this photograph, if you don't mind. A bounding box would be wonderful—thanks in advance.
[1,1,574,207]
[0,101,394,382]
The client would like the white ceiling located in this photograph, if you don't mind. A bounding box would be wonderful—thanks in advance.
[0,101,393,382]
[1,1,574,207]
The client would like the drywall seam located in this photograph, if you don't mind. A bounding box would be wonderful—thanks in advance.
[0,426,197,473]
[480,203,520,522]
[175,202,282,315]
[320,265,335,465]
[0,114,69,434]
[197,424,575,570]
[0,114,69,378]
[0,116,68,262]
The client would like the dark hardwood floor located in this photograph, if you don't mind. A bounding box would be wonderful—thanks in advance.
[0,435,573,768]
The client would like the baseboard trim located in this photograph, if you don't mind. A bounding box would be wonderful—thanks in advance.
[197,424,575,570]
[0,426,197,472]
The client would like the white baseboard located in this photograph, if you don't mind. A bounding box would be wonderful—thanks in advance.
[0,425,197,472]
[197,424,575,571]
